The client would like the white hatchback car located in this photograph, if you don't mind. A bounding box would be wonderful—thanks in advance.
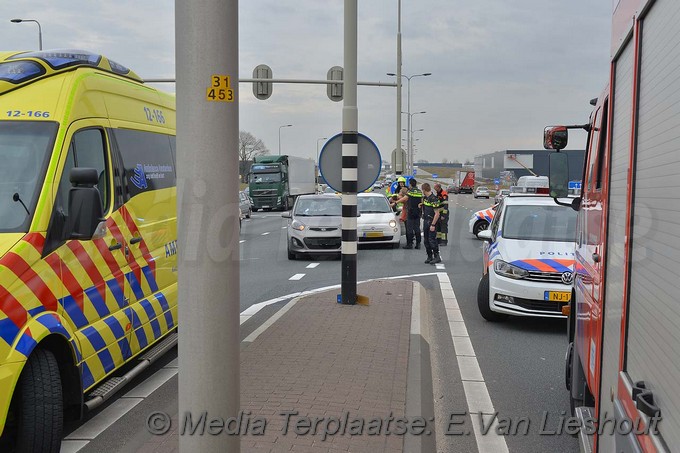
[474,186,490,199]
[357,193,401,248]
[476,195,577,321]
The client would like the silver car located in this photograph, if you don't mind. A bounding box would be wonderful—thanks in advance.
[283,194,342,260]
[239,191,252,218]
[474,186,490,199]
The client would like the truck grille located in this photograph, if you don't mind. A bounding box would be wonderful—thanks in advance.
[253,189,276,196]
[252,196,278,206]
[525,271,564,283]
[304,238,341,249]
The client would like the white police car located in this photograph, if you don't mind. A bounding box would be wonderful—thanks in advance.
[476,195,577,320]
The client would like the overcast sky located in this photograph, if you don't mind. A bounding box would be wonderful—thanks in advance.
[2,1,612,164]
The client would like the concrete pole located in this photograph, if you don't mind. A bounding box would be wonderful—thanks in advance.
[341,0,358,305]
[395,0,403,176]
[176,1,240,452]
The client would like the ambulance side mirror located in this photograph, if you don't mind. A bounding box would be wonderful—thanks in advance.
[65,168,106,241]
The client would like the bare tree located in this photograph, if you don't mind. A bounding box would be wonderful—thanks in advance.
[442,158,449,164]
[239,131,269,162]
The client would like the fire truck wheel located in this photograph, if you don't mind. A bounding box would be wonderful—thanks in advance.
[565,342,574,391]
[15,348,63,453]
[477,274,507,322]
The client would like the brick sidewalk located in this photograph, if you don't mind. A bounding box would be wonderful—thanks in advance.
[137,280,414,453]
[240,280,413,453]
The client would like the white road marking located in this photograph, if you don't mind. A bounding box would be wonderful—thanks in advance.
[306,263,320,269]
[282,226,287,229]
[261,232,270,236]
[289,273,305,281]
[435,263,445,270]
[437,273,509,453]
[63,398,143,442]
[240,240,246,243]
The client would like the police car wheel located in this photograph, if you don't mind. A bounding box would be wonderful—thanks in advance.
[15,348,63,453]
[473,221,489,236]
[477,274,506,322]
[287,248,296,260]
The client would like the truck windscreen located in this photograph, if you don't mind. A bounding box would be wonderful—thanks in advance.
[0,121,57,232]
[250,172,282,183]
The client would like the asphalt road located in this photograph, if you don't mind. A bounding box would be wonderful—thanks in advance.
[56,192,577,453]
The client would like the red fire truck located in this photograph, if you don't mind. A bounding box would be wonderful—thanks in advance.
[544,1,679,451]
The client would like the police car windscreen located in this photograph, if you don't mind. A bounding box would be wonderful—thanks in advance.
[502,205,577,242]
[0,121,57,232]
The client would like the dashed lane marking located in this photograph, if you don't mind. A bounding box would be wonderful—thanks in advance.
[306,263,320,269]
[289,273,305,281]
[261,232,270,236]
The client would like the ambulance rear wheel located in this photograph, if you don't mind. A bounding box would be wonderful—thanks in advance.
[15,348,63,453]
[477,274,506,322]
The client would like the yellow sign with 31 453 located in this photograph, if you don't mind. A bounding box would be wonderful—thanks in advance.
[206,75,234,102]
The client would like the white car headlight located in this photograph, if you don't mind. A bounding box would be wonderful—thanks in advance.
[494,260,529,279]
[389,219,397,228]
[291,220,305,231]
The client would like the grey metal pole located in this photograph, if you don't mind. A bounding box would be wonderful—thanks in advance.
[395,0,403,176]
[341,0,358,305]
[408,77,412,174]
[176,1,240,451]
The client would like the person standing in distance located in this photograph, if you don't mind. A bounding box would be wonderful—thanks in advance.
[434,183,449,246]
[421,183,442,264]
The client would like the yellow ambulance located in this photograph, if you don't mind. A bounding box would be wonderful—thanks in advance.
[0,50,177,451]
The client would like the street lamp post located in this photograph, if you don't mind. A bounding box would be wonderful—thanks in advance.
[316,137,327,165]
[401,110,426,173]
[278,124,293,156]
[387,72,431,174]
[10,18,42,50]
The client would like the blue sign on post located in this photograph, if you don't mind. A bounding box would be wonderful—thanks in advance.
[432,173,438,178]
[494,178,500,185]
[568,181,582,189]
[412,170,417,176]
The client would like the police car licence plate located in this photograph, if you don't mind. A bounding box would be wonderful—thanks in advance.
[545,291,571,302]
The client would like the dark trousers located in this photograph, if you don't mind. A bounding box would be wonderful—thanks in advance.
[436,213,449,243]
[423,217,439,256]
[405,217,421,245]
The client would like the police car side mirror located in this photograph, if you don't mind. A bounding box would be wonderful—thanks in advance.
[281,212,292,219]
[477,229,493,242]
[65,168,106,241]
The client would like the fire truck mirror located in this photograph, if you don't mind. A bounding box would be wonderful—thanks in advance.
[543,125,568,150]
[548,152,569,199]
